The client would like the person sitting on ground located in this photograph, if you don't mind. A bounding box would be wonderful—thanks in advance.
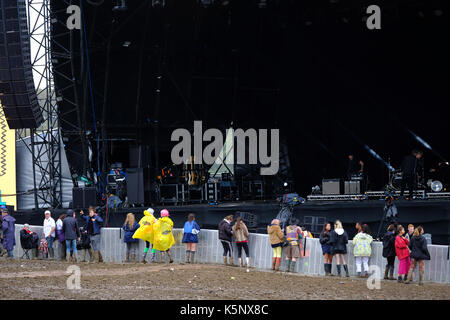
[395,225,411,283]
[218,215,234,266]
[404,226,430,286]
[20,224,39,259]
[232,217,250,268]
[77,226,93,263]
[284,218,302,273]
[352,224,373,278]
[122,213,140,263]
[182,213,201,264]
[267,219,284,272]
[63,209,80,262]
[329,220,349,277]
[382,224,397,280]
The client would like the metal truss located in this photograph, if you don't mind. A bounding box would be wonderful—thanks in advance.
[15,0,63,209]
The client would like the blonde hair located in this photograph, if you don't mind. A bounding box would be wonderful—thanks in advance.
[414,226,424,237]
[334,220,343,229]
[124,213,135,229]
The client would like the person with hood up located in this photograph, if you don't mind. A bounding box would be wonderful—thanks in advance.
[352,224,373,277]
[152,209,175,263]
[133,208,157,263]
[1,208,16,258]
[329,220,349,277]
[267,219,284,271]
[404,226,430,286]
[382,224,397,280]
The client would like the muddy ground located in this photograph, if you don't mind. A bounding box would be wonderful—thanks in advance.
[0,257,449,300]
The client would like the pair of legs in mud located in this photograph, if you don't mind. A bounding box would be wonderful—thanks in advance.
[142,241,173,263]
[185,242,196,263]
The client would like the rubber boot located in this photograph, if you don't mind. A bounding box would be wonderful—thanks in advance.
[328,264,335,276]
[289,260,296,273]
[81,250,86,262]
[384,265,389,280]
[92,251,99,263]
[419,270,424,286]
[397,275,403,283]
[223,256,228,265]
[190,251,195,264]
[48,248,54,260]
[167,251,173,264]
[246,257,250,268]
[186,251,190,264]
[285,259,291,272]
[275,257,281,271]
[337,264,342,276]
[389,266,395,280]
[31,249,37,260]
[98,251,104,263]
[66,253,70,262]
[404,268,414,284]
[271,258,276,270]
[73,252,78,263]
[125,252,130,263]
[343,264,350,277]
[88,248,94,263]
[131,254,136,263]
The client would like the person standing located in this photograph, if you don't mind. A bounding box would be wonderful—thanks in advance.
[352,224,373,277]
[81,206,104,263]
[283,218,302,273]
[153,209,175,263]
[405,226,430,286]
[267,219,284,271]
[20,224,39,259]
[346,154,364,180]
[55,214,67,260]
[320,222,334,276]
[329,220,349,277]
[382,224,397,280]
[395,225,411,283]
[400,150,423,199]
[232,217,250,268]
[182,213,201,264]
[42,210,56,259]
[122,213,140,263]
[62,209,80,262]
[218,215,234,266]
[1,208,15,258]
[405,224,415,241]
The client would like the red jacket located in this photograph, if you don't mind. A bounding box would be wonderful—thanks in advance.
[395,235,410,260]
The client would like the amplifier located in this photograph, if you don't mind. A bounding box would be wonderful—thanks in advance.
[344,181,361,194]
[322,179,343,195]
[72,187,96,208]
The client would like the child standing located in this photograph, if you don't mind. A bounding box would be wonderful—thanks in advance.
[267,219,284,271]
[352,224,373,277]
[133,208,156,263]
[122,213,140,263]
[153,209,175,263]
[77,226,93,262]
[232,217,250,268]
[182,213,201,263]
[382,224,397,280]
[284,218,302,273]
[405,226,430,286]
[329,220,349,277]
[395,225,411,283]
[320,223,333,276]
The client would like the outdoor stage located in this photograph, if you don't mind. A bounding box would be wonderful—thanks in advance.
[13,199,450,245]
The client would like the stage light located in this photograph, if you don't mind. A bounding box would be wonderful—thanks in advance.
[199,0,214,7]
[152,0,166,8]
[113,0,127,11]
[283,182,288,187]
[122,41,131,47]
[431,181,443,193]
[258,0,267,9]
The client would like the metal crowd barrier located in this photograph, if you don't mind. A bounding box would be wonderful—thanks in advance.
[12,225,450,284]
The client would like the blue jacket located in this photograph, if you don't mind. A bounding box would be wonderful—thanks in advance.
[122,222,140,243]
[1,214,16,251]
[182,221,200,243]
[81,214,103,235]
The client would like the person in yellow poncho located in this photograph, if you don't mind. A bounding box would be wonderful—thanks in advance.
[153,209,175,263]
[132,208,156,263]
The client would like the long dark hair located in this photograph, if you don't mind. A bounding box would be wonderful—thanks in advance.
[322,222,331,235]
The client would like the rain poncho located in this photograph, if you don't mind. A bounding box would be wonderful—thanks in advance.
[132,209,156,243]
[152,217,175,251]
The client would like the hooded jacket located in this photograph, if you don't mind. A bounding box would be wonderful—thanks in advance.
[232,222,249,243]
[382,231,396,258]
[409,235,430,261]
[395,235,410,260]
[267,224,284,247]
[329,228,348,254]
[1,214,16,251]
[218,219,233,242]
[352,232,373,257]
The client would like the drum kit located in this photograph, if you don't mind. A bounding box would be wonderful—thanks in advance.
[388,162,449,192]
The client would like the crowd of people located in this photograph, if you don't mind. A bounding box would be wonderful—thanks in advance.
[1,207,432,285]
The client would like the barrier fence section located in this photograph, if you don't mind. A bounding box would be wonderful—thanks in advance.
[12,225,450,284]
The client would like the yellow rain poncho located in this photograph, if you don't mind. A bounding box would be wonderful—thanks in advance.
[132,209,156,243]
[152,216,175,251]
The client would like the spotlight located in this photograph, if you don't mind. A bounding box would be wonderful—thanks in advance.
[152,0,166,8]
[283,182,288,187]
[431,181,443,193]
[122,41,131,47]
[113,0,127,11]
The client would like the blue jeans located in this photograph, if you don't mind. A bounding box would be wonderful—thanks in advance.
[65,239,77,254]
[8,250,13,258]
[46,236,54,249]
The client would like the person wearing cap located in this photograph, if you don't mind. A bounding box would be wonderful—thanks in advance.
[42,210,56,259]
[62,209,80,262]
[80,206,104,263]
[1,208,16,258]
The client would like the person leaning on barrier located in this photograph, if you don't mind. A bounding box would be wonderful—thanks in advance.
[267,219,284,271]
[218,215,234,266]
[232,217,250,268]
[81,206,104,263]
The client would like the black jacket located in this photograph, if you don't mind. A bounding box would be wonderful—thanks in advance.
[319,231,331,245]
[382,231,396,258]
[409,235,431,260]
[77,227,91,250]
[329,229,348,254]
[401,155,418,175]
[218,219,233,242]
[20,229,39,249]
[62,216,80,240]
